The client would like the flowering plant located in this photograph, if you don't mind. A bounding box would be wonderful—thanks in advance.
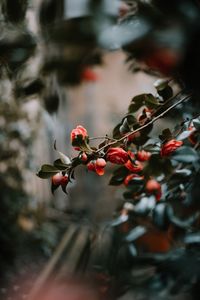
[37,81,200,236]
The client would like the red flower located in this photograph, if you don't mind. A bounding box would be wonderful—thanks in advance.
[87,158,106,176]
[71,125,88,142]
[124,174,144,186]
[71,125,88,150]
[81,68,99,82]
[146,179,161,201]
[137,150,151,161]
[160,139,183,156]
[106,147,129,165]
[125,159,143,172]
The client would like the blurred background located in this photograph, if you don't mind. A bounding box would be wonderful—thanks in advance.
[0,1,156,298]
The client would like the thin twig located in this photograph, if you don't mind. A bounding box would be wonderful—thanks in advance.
[95,93,192,154]
[89,136,117,141]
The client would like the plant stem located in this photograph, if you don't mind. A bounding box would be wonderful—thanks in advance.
[95,93,192,154]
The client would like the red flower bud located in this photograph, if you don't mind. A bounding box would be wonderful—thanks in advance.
[71,125,88,141]
[95,158,106,176]
[52,173,69,190]
[106,147,129,165]
[80,152,88,162]
[87,159,106,176]
[81,68,99,82]
[61,175,69,187]
[52,173,63,186]
[87,160,96,172]
[124,174,144,186]
[71,125,88,150]
[96,158,106,168]
[125,160,143,173]
[160,139,183,156]
[146,179,161,201]
[137,150,151,161]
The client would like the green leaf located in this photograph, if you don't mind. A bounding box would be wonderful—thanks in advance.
[176,130,194,141]
[143,154,173,176]
[53,159,69,170]
[119,118,130,134]
[144,94,160,109]
[113,123,122,139]
[144,143,160,153]
[159,128,172,141]
[172,146,199,163]
[109,167,129,185]
[193,118,200,130]
[37,164,60,179]
[130,134,149,146]
[124,114,137,126]
[128,94,146,113]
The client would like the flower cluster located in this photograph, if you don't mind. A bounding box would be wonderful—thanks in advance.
[37,114,199,202]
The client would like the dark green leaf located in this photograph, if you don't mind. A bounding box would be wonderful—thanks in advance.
[128,94,146,113]
[172,146,199,163]
[159,128,172,141]
[125,226,146,242]
[144,94,160,109]
[113,123,122,139]
[124,114,137,126]
[130,134,149,146]
[109,167,129,185]
[119,118,130,134]
[54,159,69,170]
[37,164,60,179]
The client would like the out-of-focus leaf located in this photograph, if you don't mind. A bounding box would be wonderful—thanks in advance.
[166,205,199,228]
[193,118,200,130]
[135,196,156,215]
[159,128,172,141]
[109,166,129,185]
[175,169,192,177]
[111,214,128,227]
[172,146,199,163]
[152,203,169,229]
[128,244,137,257]
[176,130,195,141]
[125,226,147,242]
[144,143,161,153]
[144,154,173,176]
[184,233,200,244]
